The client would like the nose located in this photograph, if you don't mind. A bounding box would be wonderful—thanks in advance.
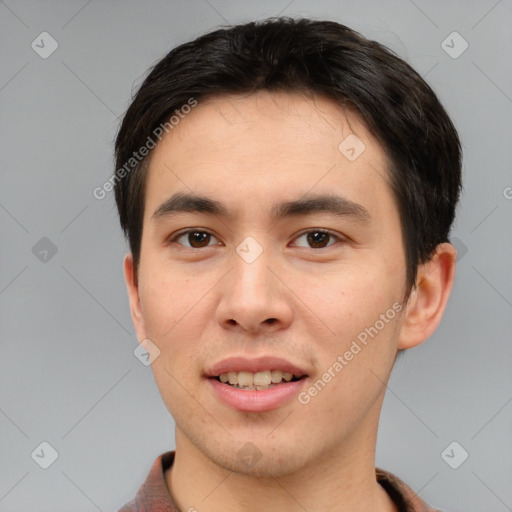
[216,247,293,334]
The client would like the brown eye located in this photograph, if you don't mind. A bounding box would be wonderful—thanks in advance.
[307,231,331,248]
[293,230,340,249]
[188,231,211,248]
[172,230,219,248]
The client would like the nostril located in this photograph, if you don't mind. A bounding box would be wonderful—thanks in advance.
[265,318,277,324]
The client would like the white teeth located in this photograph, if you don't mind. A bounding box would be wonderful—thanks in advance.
[253,370,271,386]
[238,371,253,387]
[271,370,283,383]
[217,369,300,388]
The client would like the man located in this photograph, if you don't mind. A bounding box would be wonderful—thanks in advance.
[114,17,461,512]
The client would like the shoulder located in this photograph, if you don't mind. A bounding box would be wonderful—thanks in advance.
[376,467,445,512]
[117,451,177,512]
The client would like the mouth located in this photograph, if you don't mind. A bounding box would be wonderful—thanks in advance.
[205,356,310,411]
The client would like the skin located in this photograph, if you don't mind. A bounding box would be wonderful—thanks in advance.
[124,90,456,512]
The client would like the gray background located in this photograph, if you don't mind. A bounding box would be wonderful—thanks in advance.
[1,0,511,510]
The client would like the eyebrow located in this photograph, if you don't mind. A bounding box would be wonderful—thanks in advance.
[151,192,371,224]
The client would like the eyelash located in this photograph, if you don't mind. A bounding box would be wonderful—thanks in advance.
[168,228,345,249]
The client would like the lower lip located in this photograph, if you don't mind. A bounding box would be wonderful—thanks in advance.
[208,377,307,412]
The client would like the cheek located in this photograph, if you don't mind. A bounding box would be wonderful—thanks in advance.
[139,263,196,335]
[306,294,401,422]
[319,264,395,323]
[140,269,205,406]
[137,264,211,375]
[314,269,401,374]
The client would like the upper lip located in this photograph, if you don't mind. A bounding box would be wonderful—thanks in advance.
[205,356,309,378]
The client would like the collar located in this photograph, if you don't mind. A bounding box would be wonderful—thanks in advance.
[119,451,441,512]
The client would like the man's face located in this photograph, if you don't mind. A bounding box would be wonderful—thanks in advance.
[126,91,409,476]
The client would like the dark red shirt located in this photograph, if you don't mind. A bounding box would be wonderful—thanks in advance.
[119,451,442,512]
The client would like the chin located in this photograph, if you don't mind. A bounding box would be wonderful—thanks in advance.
[207,440,312,479]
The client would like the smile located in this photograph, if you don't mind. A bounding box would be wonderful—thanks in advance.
[215,370,303,390]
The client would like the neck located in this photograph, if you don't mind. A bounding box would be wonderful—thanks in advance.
[166,412,397,512]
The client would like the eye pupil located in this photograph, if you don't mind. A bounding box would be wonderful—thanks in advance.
[189,231,210,248]
[307,231,329,248]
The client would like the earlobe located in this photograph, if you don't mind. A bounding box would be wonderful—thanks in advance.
[397,242,457,350]
[123,253,146,340]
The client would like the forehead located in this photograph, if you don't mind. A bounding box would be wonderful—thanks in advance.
[143,91,394,223]
[155,91,386,164]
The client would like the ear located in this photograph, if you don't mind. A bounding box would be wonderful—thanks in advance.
[397,242,457,350]
[123,253,147,341]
